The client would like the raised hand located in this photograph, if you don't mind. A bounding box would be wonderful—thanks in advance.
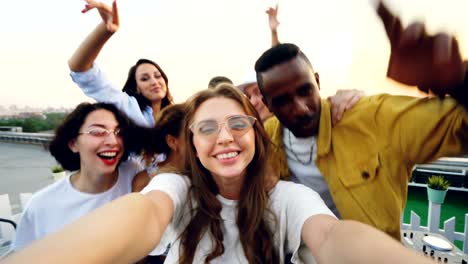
[82,0,119,33]
[266,4,280,32]
[375,0,465,96]
[68,0,119,71]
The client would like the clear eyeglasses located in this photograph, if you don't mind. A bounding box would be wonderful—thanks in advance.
[190,115,256,139]
[78,127,121,137]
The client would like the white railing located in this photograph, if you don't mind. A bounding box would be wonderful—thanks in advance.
[0,132,53,145]
[0,193,32,241]
[401,200,468,254]
[0,193,31,258]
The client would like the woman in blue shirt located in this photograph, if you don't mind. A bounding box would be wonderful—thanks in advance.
[68,0,174,128]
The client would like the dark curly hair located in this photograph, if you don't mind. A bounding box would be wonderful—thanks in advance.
[122,58,174,111]
[49,102,133,171]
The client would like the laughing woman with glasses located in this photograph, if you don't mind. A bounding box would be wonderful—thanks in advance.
[5,85,432,264]
[11,102,142,252]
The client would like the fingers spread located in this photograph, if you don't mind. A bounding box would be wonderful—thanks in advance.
[329,89,365,125]
[328,95,344,126]
[345,94,362,110]
[335,101,347,124]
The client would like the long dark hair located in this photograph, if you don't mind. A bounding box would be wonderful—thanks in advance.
[130,103,186,157]
[49,102,132,171]
[122,58,174,111]
[179,84,279,264]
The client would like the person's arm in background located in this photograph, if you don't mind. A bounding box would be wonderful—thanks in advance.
[266,4,280,46]
[68,0,151,127]
[375,0,467,108]
[302,215,433,264]
[68,0,119,72]
[266,3,364,125]
[369,0,467,165]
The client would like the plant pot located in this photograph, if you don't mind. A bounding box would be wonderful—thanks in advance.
[52,171,66,182]
[427,187,447,204]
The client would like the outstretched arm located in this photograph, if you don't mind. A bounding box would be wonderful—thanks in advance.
[375,0,467,107]
[303,215,432,263]
[266,4,280,46]
[68,0,120,72]
[3,192,173,264]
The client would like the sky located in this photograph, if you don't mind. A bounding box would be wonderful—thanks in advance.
[0,0,467,108]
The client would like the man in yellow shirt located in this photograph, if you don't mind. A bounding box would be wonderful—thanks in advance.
[255,2,467,239]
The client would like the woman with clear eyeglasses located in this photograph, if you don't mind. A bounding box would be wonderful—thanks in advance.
[5,85,432,264]
[11,102,143,252]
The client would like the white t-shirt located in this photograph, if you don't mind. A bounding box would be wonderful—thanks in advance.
[141,173,335,264]
[283,128,341,218]
[12,160,141,251]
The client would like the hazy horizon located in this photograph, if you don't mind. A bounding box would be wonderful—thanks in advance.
[1,0,467,108]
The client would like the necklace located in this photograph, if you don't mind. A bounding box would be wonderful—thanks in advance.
[286,130,314,165]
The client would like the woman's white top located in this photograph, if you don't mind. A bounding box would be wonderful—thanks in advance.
[13,160,141,251]
[141,173,336,263]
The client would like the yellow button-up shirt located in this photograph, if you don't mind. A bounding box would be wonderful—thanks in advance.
[265,94,468,239]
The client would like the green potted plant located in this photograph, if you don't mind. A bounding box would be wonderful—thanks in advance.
[426,175,450,204]
[51,164,66,181]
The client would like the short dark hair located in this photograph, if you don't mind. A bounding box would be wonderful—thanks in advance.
[49,103,133,171]
[254,43,312,94]
[207,76,233,89]
[122,58,174,110]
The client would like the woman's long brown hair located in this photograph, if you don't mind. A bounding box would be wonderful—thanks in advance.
[179,84,279,264]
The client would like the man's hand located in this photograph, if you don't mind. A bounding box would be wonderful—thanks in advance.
[376,0,465,96]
